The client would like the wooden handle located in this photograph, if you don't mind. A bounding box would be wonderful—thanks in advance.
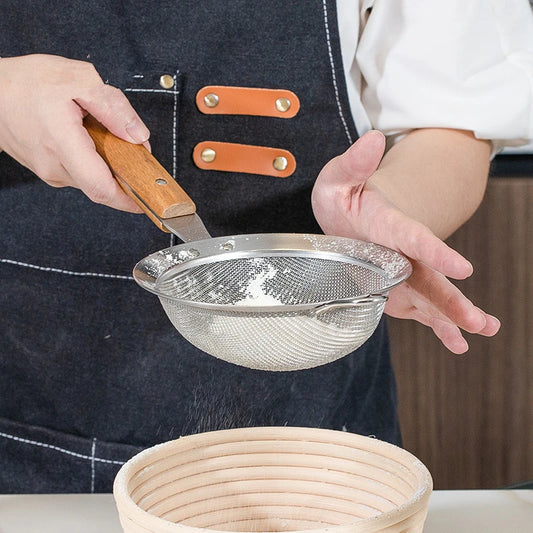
[84,115,196,230]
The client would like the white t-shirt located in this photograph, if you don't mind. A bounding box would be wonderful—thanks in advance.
[336,0,533,153]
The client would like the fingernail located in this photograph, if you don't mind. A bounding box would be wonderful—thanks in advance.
[455,338,469,355]
[489,315,501,330]
[125,118,150,143]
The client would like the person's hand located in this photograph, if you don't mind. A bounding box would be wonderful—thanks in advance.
[311,130,500,353]
[0,54,149,212]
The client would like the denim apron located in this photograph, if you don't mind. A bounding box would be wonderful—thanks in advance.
[0,0,400,493]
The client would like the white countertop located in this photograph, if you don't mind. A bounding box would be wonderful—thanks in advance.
[0,490,531,532]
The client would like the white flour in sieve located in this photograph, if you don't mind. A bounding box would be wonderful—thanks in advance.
[168,258,383,369]
[233,263,283,306]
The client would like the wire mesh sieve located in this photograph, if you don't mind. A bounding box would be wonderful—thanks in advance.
[134,234,412,371]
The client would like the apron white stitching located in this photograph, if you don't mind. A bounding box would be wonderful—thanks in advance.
[123,84,180,182]
[0,430,125,465]
[322,0,353,145]
[91,438,97,493]
[125,76,180,248]
[124,88,180,94]
[170,73,179,247]
[171,75,179,185]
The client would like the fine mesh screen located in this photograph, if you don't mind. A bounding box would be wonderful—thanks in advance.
[134,234,412,371]
[156,254,388,371]
[156,255,387,305]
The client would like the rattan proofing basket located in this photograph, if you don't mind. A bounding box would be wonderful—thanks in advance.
[114,427,432,533]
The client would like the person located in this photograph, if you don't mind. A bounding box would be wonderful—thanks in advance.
[0,0,531,493]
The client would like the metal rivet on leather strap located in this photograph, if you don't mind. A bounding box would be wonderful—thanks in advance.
[193,141,295,177]
[159,74,175,89]
[275,97,291,113]
[204,93,219,108]
[273,156,288,171]
[201,148,216,162]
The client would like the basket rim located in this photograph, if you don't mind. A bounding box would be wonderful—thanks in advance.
[113,426,432,533]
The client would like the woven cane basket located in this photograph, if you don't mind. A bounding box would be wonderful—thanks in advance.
[114,427,432,533]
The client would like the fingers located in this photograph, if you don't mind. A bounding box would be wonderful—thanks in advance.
[75,83,150,144]
[385,264,501,353]
[404,261,497,334]
[0,55,149,211]
[399,218,473,280]
[57,113,143,212]
[11,100,143,212]
[388,288,470,354]
[412,310,500,355]
[337,202,474,281]
[414,309,470,354]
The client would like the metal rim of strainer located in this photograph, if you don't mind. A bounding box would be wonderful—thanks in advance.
[133,233,412,313]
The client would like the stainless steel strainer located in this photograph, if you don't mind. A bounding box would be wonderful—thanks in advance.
[86,118,411,371]
[134,234,411,371]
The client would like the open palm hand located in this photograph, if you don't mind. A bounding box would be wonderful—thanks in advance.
[311,131,500,353]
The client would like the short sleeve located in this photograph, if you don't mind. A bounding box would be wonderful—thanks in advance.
[355,0,533,151]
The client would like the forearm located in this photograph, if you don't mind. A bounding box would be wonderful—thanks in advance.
[371,128,492,239]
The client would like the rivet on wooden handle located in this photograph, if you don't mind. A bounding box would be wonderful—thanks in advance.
[83,116,196,228]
